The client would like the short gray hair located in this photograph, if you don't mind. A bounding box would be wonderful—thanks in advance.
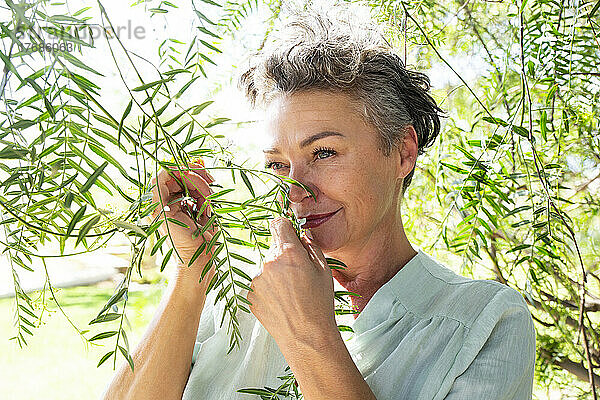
[239,9,442,192]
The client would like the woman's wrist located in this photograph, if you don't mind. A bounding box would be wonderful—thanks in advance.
[168,254,213,300]
[167,273,209,311]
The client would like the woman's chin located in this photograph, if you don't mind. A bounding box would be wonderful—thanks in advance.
[310,231,344,254]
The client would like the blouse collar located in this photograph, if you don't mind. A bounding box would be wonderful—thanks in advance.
[351,249,426,334]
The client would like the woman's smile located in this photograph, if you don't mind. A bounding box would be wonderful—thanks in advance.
[301,207,343,229]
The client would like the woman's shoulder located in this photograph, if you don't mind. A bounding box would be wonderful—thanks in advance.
[398,250,531,330]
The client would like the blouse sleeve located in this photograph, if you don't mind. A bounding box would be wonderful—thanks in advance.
[190,294,218,367]
[437,287,536,400]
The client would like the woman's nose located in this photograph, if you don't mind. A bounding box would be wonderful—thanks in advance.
[286,168,316,204]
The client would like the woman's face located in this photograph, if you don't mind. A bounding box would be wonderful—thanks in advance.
[262,91,409,253]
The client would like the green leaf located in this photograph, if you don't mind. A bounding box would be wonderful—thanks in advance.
[195,10,216,25]
[151,236,168,256]
[512,126,530,139]
[175,75,200,99]
[20,325,33,336]
[191,101,213,115]
[590,0,600,18]
[198,214,217,236]
[337,325,354,332]
[188,241,208,266]
[119,345,134,372]
[120,329,130,351]
[88,143,133,182]
[505,205,531,218]
[89,331,118,341]
[226,237,254,247]
[199,39,222,53]
[97,351,115,367]
[206,188,234,199]
[440,162,468,174]
[145,218,164,237]
[240,170,255,197]
[326,258,347,269]
[118,100,133,147]
[482,116,508,127]
[66,205,87,236]
[205,270,221,294]
[0,49,23,82]
[89,313,121,324]
[163,68,190,76]
[231,266,253,280]
[233,280,252,291]
[204,117,230,128]
[214,206,244,214]
[80,161,108,193]
[161,248,174,272]
[112,221,147,237]
[132,78,171,92]
[229,253,256,265]
[237,388,274,395]
[202,245,223,281]
[199,0,222,7]
[166,217,189,228]
[19,305,37,319]
[97,287,128,317]
[197,26,221,39]
[60,51,104,76]
[162,110,186,127]
[545,84,558,106]
[76,215,101,246]
[0,145,29,159]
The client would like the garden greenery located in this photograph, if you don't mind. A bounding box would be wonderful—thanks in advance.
[1,0,599,398]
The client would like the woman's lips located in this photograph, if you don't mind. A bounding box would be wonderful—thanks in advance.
[302,208,341,229]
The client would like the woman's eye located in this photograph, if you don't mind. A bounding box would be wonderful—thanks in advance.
[314,148,336,160]
[265,161,286,171]
[265,148,335,171]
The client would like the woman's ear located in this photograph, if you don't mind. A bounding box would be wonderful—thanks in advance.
[396,125,419,180]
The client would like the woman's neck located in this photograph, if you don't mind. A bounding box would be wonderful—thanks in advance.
[328,224,417,315]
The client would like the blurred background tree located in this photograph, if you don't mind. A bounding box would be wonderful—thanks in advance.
[0,0,599,399]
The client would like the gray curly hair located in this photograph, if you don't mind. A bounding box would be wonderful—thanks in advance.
[238,8,442,192]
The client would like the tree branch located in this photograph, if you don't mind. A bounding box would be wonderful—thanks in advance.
[539,348,600,389]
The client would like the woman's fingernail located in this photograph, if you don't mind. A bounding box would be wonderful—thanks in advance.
[305,229,314,240]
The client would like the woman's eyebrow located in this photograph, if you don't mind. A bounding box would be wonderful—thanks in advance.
[263,131,345,154]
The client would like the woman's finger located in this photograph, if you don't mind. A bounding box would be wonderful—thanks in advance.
[299,233,329,273]
[151,173,177,217]
[188,163,215,183]
[172,171,213,217]
[170,170,212,198]
[269,217,301,250]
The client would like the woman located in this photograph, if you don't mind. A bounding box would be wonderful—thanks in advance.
[103,9,536,400]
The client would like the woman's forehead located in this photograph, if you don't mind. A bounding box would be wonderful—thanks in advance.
[261,92,372,147]
[262,131,346,155]
[265,91,359,118]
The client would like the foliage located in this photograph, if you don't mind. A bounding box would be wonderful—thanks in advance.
[0,0,326,378]
[371,0,600,397]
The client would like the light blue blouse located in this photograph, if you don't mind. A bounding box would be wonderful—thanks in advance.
[182,250,536,399]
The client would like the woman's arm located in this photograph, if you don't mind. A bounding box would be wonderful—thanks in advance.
[102,162,217,399]
[101,268,209,400]
[279,327,377,400]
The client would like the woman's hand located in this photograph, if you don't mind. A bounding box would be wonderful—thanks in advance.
[150,161,218,284]
[247,217,338,352]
